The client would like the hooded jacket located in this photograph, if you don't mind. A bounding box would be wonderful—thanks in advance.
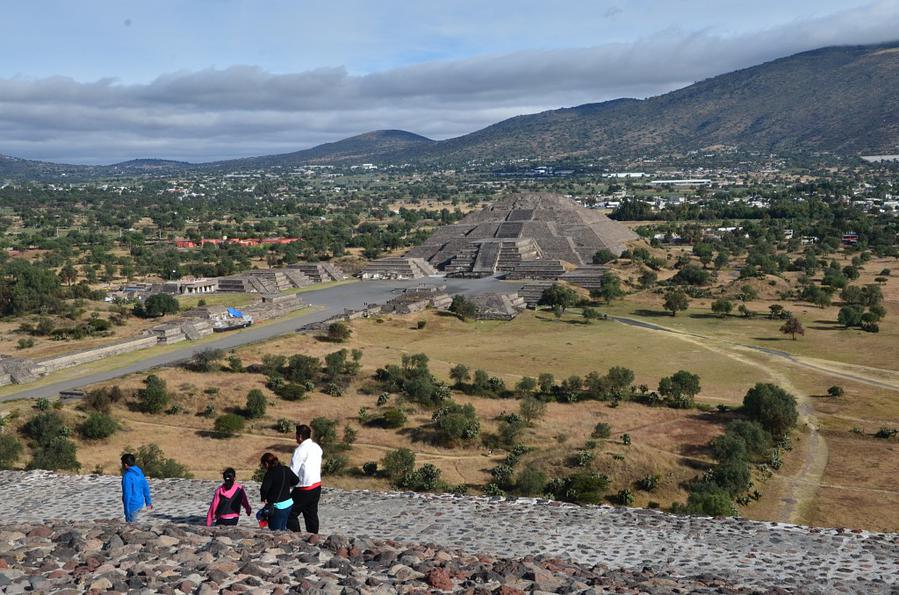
[206,482,251,526]
[122,465,152,521]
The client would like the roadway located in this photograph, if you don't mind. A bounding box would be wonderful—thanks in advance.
[1,276,510,402]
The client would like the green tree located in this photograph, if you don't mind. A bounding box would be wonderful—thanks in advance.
[311,417,339,449]
[383,448,416,485]
[515,376,537,397]
[780,316,804,340]
[449,295,478,320]
[449,363,470,387]
[658,370,701,408]
[78,413,118,440]
[663,289,689,316]
[594,272,624,304]
[592,249,616,264]
[245,389,267,419]
[131,443,192,478]
[432,402,481,444]
[190,348,224,372]
[539,284,579,312]
[135,293,179,318]
[327,321,351,342]
[711,299,733,318]
[742,383,798,438]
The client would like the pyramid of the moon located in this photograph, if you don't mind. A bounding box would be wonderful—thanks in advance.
[405,193,638,277]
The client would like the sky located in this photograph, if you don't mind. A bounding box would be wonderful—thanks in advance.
[1,0,898,164]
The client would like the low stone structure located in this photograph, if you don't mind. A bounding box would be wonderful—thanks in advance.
[504,258,568,280]
[381,285,452,314]
[560,265,606,292]
[358,257,437,280]
[288,262,347,283]
[37,336,160,374]
[470,292,527,320]
[517,280,555,307]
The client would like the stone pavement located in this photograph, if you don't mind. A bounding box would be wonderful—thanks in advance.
[1,471,897,593]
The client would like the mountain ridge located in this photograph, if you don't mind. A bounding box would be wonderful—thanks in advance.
[2,42,898,178]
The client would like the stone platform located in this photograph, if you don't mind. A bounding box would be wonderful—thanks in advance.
[0,472,896,593]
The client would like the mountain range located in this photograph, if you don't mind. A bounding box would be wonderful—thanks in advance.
[2,42,897,179]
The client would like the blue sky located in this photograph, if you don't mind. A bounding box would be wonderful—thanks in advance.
[1,0,897,163]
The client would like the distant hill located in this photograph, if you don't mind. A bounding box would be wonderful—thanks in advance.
[2,42,898,179]
[217,130,435,168]
[400,42,899,164]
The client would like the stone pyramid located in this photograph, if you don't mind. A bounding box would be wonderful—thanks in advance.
[406,192,637,276]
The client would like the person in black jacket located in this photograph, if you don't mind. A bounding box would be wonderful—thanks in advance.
[259,452,298,531]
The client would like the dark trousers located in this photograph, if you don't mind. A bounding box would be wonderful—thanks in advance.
[268,506,290,531]
[288,486,321,534]
[214,517,239,527]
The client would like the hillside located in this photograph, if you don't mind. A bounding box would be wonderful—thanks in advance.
[2,42,898,178]
[404,42,899,163]
[215,129,435,169]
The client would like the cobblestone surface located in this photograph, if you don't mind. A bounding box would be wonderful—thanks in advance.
[1,471,897,593]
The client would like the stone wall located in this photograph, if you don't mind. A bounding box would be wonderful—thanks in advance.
[36,336,159,374]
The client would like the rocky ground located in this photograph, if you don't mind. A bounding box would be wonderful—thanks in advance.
[0,471,897,593]
[0,520,761,594]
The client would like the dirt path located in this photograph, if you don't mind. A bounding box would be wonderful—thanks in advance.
[612,317,830,524]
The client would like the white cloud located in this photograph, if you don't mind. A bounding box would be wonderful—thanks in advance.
[1,1,897,163]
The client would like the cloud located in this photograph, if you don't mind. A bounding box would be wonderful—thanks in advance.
[1,1,898,163]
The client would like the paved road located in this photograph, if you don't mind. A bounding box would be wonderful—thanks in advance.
[1,276,510,402]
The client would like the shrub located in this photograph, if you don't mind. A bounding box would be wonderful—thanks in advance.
[711,299,733,318]
[16,337,34,350]
[742,383,798,438]
[138,375,169,414]
[189,348,224,372]
[432,402,481,444]
[539,284,579,312]
[272,382,307,401]
[29,437,80,471]
[213,413,245,438]
[684,487,736,516]
[0,434,23,469]
[227,354,244,372]
[83,386,123,415]
[724,420,771,460]
[403,463,442,491]
[515,465,547,496]
[827,385,845,398]
[244,389,267,419]
[636,474,660,491]
[616,488,635,506]
[591,422,612,439]
[311,417,339,449]
[322,453,348,475]
[519,396,547,425]
[21,411,69,443]
[275,418,291,433]
[131,443,192,478]
[383,448,416,485]
[79,413,118,440]
[592,249,616,264]
[416,320,427,330]
[572,450,595,467]
[496,412,525,447]
[134,293,179,318]
[622,433,632,446]
[547,472,609,504]
[327,321,351,342]
[380,407,407,428]
[362,462,378,476]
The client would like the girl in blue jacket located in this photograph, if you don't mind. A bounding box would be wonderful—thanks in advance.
[121,453,153,522]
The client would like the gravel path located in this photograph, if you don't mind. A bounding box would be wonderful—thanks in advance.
[1,471,896,593]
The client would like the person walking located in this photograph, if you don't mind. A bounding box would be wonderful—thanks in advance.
[121,453,152,523]
[259,452,298,531]
[289,424,322,534]
[206,467,252,527]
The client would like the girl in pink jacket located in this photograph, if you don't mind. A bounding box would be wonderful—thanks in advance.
[206,468,252,526]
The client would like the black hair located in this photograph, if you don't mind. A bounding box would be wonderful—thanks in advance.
[222,467,236,489]
[121,453,136,467]
[260,452,279,468]
[296,424,312,441]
